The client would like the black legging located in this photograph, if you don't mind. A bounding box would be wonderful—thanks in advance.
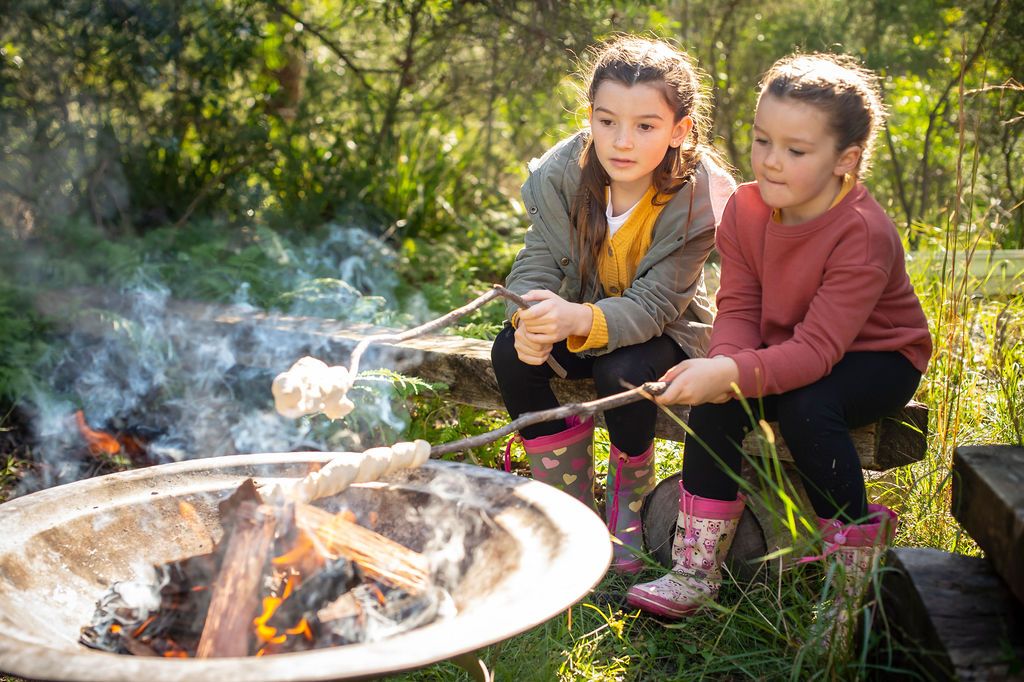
[491,324,687,456]
[681,351,922,521]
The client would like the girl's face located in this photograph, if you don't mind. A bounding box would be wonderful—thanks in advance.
[750,94,861,225]
[589,80,692,211]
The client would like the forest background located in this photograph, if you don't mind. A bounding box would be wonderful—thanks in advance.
[0,1,1022,680]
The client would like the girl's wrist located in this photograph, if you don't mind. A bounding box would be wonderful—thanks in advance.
[573,302,594,337]
[714,356,740,391]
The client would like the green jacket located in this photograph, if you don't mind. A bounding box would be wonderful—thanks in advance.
[505,133,735,359]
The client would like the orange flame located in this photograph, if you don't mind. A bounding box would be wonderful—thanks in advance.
[73,410,121,455]
[285,617,313,641]
[132,615,156,638]
[253,595,287,644]
[161,638,189,658]
[271,533,315,567]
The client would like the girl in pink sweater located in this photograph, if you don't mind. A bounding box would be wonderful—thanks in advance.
[628,54,932,634]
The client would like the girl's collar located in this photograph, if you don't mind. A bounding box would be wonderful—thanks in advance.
[770,173,856,223]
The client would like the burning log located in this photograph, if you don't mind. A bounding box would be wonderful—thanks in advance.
[195,500,277,658]
[296,503,431,594]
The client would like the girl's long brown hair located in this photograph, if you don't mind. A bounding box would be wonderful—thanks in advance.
[571,36,721,293]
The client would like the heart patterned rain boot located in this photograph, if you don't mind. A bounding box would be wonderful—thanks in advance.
[606,444,657,573]
[800,503,897,646]
[506,415,596,512]
[626,481,744,618]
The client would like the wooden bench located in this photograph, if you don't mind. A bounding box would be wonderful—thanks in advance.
[35,290,929,575]
[952,445,1024,605]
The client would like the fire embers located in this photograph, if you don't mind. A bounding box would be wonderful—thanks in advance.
[80,555,216,657]
[80,479,451,658]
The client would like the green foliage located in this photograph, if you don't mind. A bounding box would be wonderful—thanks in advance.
[397,206,523,339]
[0,283,53,404]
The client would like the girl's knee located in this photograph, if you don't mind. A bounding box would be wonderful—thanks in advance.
[592,345,673,394]
[490,326,521,377]
[776,387,842,425]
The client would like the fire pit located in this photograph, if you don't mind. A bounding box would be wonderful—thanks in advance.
[0,453,611,681]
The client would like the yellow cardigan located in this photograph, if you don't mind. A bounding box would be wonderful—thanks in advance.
[567,185,668,352]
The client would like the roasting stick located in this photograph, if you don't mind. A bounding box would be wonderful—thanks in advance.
[266,382,667,595]
[429,380,668,457]
[261,440,433,504]
[272,285,566,420]
[346,284,567,379]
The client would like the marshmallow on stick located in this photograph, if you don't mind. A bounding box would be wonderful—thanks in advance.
[272,356,355,420]
[261,439,431,504]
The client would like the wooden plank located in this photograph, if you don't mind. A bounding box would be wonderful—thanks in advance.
[33,289,927,470]
[873,547,1024,681]
[952,445,1024,605]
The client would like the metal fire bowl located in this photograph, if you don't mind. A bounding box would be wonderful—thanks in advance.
[0,454,611,682]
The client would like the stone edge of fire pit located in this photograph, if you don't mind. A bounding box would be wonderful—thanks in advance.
[0,454,612,682]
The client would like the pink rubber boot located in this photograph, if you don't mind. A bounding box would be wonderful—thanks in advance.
[800,504,897,645]
[606,443,657,573]
[626,481,744,618]
[506,416,596,512]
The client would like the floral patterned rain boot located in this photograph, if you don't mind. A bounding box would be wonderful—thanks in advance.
[506,416,596,512]
[605,443,657,573]
[626,480,745,618]
[800,504,897,646]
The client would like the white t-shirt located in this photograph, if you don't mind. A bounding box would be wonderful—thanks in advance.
[606,196,641,237]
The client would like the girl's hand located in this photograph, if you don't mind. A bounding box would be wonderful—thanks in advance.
[517,290,593,343]
[513,323,554,366]
[656,356,740,406]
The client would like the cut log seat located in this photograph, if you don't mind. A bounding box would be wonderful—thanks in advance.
[870,547,1024,681]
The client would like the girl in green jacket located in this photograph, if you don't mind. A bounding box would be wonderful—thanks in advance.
[492,35,734,573]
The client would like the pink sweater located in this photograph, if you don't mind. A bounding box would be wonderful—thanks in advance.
[708,182,932,397]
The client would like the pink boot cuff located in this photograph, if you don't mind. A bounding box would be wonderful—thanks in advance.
[818,503,898,546]
[522,415,595,454]
[610,443,654,464]
[679,480,745,520]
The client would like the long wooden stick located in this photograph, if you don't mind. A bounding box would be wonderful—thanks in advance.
[429,381,667,457]
[348,284,567,379]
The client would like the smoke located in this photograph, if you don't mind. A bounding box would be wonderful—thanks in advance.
[18,223,430,496]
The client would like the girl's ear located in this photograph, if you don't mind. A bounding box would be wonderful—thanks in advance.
[834,145,862,176]
[670,115,694,148]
